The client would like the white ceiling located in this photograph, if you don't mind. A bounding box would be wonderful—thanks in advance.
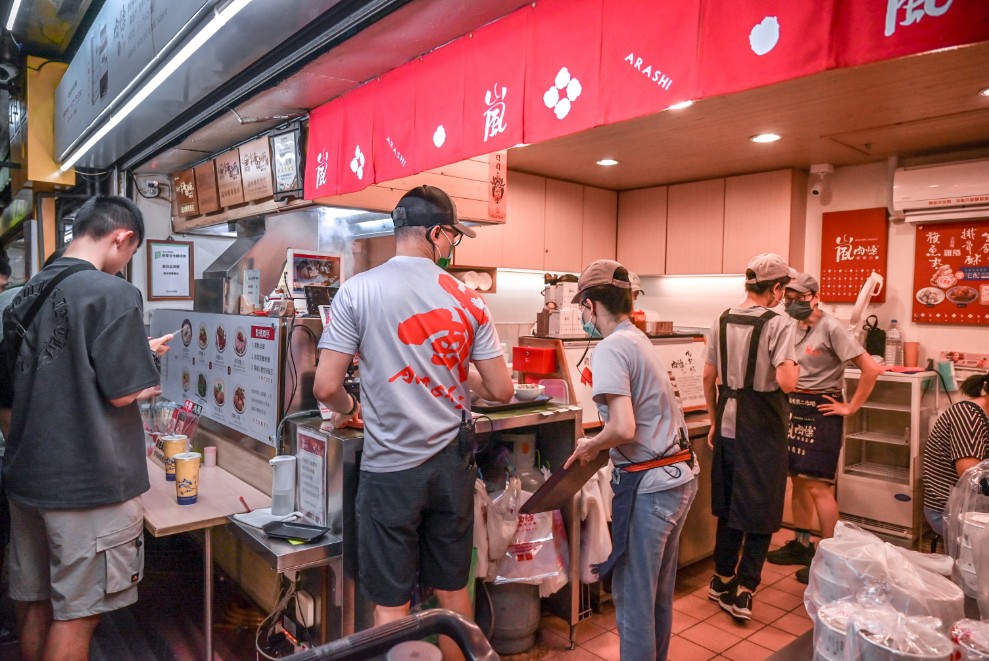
[137,5,989,192]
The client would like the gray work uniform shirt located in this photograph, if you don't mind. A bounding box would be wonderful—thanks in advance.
[794,313,864,391]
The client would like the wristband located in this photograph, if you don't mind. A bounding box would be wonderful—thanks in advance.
[342,394,359,416]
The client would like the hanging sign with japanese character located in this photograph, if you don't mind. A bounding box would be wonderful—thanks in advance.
[913,220,989,325]
[820,208,888,303]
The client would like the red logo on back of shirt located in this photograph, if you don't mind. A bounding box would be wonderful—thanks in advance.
[389,274,490,408]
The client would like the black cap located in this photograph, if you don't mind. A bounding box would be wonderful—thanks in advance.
[390,185,476,238]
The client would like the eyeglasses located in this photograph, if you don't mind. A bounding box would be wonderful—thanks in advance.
[784,292,814,303]
[436,227,463,247]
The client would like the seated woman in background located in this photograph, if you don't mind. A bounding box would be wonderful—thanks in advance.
[922,373,989,536]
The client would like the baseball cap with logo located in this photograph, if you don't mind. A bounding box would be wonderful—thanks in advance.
[571,259,633,303]
[745,253,797,284]
[391,185,476,238]
[786,272,820,295]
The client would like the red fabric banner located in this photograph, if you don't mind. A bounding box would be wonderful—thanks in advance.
[336,81,377,195]
[304,100,343,199]
[600,0,701,126]
[414,37,468,173]
[373,67,417,183]
[831,0,989,68]
[696,0,832,99]
[462,7,528,157]
[523,0,604,144]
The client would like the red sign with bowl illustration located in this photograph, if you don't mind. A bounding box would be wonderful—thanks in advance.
[819,208,888,303]
[912,220,989,325]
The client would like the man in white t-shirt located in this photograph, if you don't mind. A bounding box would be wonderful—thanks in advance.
[313,186,513,655]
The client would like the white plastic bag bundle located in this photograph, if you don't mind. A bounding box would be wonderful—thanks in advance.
[847,608,953,661]
[486,476,521,567]
[539,510,570,597]
[944,460,989,614]
[473,479,491,579]
[814,600,884,661]
[948,619,989,660]
[805,521,964,630]
[491,491,559,585]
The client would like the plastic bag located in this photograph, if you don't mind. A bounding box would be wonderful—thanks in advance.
[847,608,952,660]
[486,476,521,568]
[539,510,570,597]
[492,491,559,585]
[944,459,989,610]
[949,619,989,660]
[473,479,491,580]
[804,521,964,630]
[579,468,612,584]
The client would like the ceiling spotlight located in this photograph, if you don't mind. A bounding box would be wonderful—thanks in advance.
[596,158,619,166]
[750,133,781,143]
[980,87,989,97]
[667,100,693,110]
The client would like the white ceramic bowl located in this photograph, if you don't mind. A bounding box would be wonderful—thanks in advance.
[514,384,545,401]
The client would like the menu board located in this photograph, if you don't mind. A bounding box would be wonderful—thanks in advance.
[152,311,282,446]
[653,338,708,413]
[819,208,888,303]
[912,220,989,326]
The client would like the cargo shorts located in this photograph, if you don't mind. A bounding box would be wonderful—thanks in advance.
[8,496,145,620]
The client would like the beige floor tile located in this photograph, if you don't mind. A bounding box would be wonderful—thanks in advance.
[748,601,787,626]
[671,610,701,634]
[707,613,767,639]
[772,611,814,637]
[691,584,713,600]
[578,630,620,661]
[673,595,723,620]
[680,621,743,654]
[668,635,718,661]
[770,530,793,547]
[758,563,790,583]
[545,646,607,660]
[756,586,805,611]
[540,616,607,645]
[747,625,798,652]
[587,606,617,631]
[720,639,776,661]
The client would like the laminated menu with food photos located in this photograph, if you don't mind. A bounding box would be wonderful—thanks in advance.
[912,220,989,326]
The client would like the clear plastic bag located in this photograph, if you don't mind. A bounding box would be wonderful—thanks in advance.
[539,509,570,597]
[949,619,989,660]
[944,459,989,614]
[491,491,559,585]
[804,521,964,631]
[486,476,521,569]
[847,607,953,660]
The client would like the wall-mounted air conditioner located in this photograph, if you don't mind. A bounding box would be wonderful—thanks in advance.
[892,158,989,223]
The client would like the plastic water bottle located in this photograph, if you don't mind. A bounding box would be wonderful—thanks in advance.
[885,320,903,367]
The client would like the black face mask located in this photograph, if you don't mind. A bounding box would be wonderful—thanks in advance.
[785,299,814,320]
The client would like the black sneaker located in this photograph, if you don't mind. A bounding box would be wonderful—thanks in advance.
[719,586,754,621]
[796,565,810,584]
[766,539,815,566]
[708,574,735,601]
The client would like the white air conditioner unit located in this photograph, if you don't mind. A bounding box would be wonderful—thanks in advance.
[892,158,989,223]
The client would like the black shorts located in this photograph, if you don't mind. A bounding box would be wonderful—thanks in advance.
[787,392,844,481]
[356,442,475,607]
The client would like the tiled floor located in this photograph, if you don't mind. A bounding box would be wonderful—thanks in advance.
[502,529,815,661]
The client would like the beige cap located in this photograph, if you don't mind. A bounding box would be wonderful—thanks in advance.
[745,253,797,284]
[628,271,644,295]
[786,272,819,294]
[571,259,632,303]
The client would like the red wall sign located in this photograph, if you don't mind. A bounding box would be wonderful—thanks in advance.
[912,220,989,326]
[819,208,888,303]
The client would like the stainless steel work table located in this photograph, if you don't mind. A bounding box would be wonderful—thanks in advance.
[228,517,342,572]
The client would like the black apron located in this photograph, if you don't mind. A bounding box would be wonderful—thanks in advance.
[787,391,845,480]
[710,309,789,534]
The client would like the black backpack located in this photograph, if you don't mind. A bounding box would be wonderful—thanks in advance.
[0,263,95,408]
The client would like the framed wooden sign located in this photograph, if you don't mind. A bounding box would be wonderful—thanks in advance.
[215,150,245,206]
[172,168,199,217]
[147,240,194,301]
[194,161,220,214]
[239,137,274,201]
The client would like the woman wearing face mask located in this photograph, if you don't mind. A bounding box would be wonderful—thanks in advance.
[565,259,697,661]
[766,273,881,583]
[702,253,799,621]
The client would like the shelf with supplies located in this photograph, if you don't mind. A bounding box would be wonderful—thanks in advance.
[837,370,939,548]
[446,266,497,293]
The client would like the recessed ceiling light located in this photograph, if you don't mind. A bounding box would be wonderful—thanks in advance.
[980,87,989,97]
[667,100,693,110]
[597,158,619,166]
[750,133,781,143]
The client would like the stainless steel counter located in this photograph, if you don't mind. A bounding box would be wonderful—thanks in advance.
[227,519,342,572]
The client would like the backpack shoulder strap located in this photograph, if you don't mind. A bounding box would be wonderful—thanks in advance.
[13,263,96,339]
